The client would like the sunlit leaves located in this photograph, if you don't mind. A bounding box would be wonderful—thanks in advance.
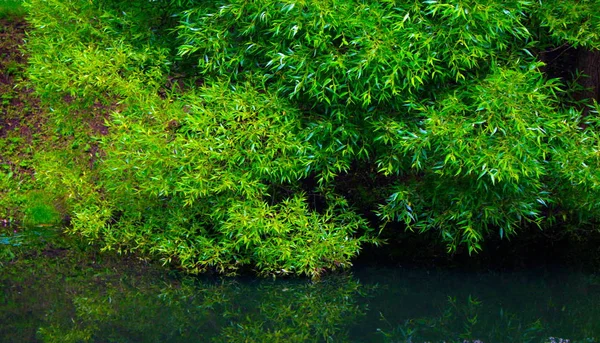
[176,0,533,108]
[24,0,600,270]
[96,81,377,277]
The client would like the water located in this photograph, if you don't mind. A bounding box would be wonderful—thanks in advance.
[1,229,599,342]
[351,267,600,342]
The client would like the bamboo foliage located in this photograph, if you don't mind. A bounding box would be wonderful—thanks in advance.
[24,0,600,275]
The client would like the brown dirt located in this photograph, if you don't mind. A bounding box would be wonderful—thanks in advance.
[0,17,46,192]
[1,16,110,174]
[0,17,44,142]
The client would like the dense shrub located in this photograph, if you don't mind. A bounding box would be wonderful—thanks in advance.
[24,0,600,276]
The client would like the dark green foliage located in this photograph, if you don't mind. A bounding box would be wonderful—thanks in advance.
[22,0,600,275]
[533,0,600,48]
[0,0,25,19]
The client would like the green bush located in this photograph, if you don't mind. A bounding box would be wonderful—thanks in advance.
[24,0,600,275]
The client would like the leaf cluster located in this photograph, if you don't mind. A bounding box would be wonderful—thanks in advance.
[21,0,600,273]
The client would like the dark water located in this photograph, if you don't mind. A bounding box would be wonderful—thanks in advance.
[1,229,599,342]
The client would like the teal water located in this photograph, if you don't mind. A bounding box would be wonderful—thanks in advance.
[1,229,599,342]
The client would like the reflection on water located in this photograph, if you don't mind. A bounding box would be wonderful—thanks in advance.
[1,240,599,342]
[354,267,599,343]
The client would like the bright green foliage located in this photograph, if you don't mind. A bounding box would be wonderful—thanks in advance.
[94,83,370,277]
[24,0,374,277]
[23,0,600,275]
[177,0,531,105]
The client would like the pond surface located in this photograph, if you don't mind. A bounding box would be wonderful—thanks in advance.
[1,228,599,342]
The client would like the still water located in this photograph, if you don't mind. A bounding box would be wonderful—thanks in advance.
[1,230,599,342]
